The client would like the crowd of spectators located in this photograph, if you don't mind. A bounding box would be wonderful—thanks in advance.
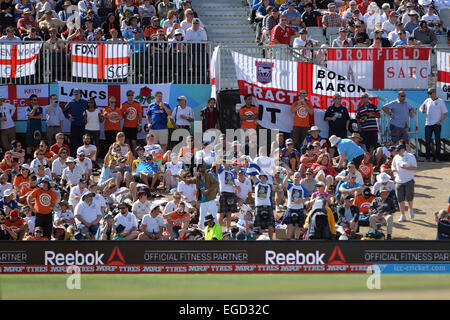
[250,0,448,51]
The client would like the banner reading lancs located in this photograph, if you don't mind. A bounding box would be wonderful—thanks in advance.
[231,51,376,133]
[327,48,430,90]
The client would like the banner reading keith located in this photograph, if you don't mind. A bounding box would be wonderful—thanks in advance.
[232,51,376,133]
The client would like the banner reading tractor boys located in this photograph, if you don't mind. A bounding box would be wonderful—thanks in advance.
[231,51,376,133]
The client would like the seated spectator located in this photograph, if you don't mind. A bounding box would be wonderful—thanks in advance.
[25,226,48,240]
[14,0,35,22]
[352,21,370,45]
[185,18,207,41]
[58,1,76,22]
[281,138,301,172]
[74,192,103,239]
[83,19,96,40]
[368,186,395,240]
[404,9,419,34]
[54,200,75,228]
[392,30,408,46]
[157,0,176,19]
[301,2,320,27]
[0,27,22,42]
[353,186,376,216]
[5,209,27,239]
[97,213,115,240]
[310,153,336,192]
[23,26,43,41]
[358,152,373,185]
[332,26,350,47]
[51,147,69,181]
[0,152,18,178]
[322,2,343,30]
[102,12,122,39]
[204,213,222,240]
[38,10,65,36]
[144,16,162,40]
[421,5,440,24]
[0,212,17,240]
[13,165,31,195]
[300,168,317,196]
[68,178,88,209]
[138,201,165,240]
[299,143,317,174]
[282,1,301,24]
[180,8,206,33]
[44,28,66,52]
[363,2,382,35]
[293,28,320,48]
[17,8,38,37]
[336,194,359,236]
[50,133,70,156]
[338,172,363,201]
[61,157,84,188]
[139,0,156,26]
[412,20,437,46]
[163,154,184,193]
[82,8,101,28]
[113,203,138,240]
[163,201,191,240]
[336,160,364,187]
[435,210,450,240]
[371,28,391,47]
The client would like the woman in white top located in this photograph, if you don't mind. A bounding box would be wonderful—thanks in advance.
[132,190,151,222]
[84,98,103,150]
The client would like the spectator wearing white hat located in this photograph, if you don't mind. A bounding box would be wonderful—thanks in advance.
[138,201,166,240]
[404,9,420,34]
[329,134,365,169]
[74,192,102,238]
[61,157,84,188]
[171,95,194,130]
[163,153,184,192]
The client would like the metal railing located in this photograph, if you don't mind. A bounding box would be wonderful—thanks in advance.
[0,40,212,85]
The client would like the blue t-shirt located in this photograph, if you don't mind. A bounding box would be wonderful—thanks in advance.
[98,166,119,185]
[27,106,43,132]
[146,102,171,130]
[0,199,18,211]
[337,139,364,161]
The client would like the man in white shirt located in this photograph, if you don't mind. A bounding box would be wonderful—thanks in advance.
[171,95,194,130]
[392,144,417,222]
[77,134,97,162]
[234,170,252,206]
[61,157,84,187]
[421,5,440,23]
[74,192,102,238]
[0,97,16,150]
[419,88,448,162]
[388,21,410,44]
[144,133,163,156]
[138,201,165,240]
[68,178,88,209]
[185,18,207,41]
[114,203,138,240]
[381,11,398,34]
[293,28,319,48]
[163,154,184,192]
[0,173,13,198]
[75,150,93,179]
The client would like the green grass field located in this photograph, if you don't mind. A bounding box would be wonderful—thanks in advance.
[1,274,450,299]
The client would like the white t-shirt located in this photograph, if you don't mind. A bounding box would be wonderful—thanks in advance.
[68,185,87,207]
[388,30,410,43]
[144,144,163,155]
[185,27,207,41]
[0,102,15,130]
[287,183,308,210]
[114,212,138,232]
[420,98,448,126]
[217,167,235,193]
[93,194,107,212]
[51,159,67,177]
[292,36,317,48]
[132,199,152,220]
[164,200,188,213]
[422,13,440,23]
[75,201,102,224]
[381,20,396,33]
[234,177,252,201]
[110,187,128,203]
[77,145,97,162]
[177,181,197,202]
[75,158,93,175]
[180,19,204,32]
[141,213,164,233]
[30,158,48,174]
[55,210,75,221]
[61,165,84,186]
[254,181,272,207]
[164,161,184,175]
[172,105,194,126]
[85,109,101,131]
[392,151,416,184]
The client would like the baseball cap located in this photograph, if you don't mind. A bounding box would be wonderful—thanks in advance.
[77,150,85,155]
[299,28,307,34]
[9,209,18,218]
[73,88,81,94]
[347,161,355,168]
[363,187,371,197]
[152,16,159,21]
[328,2,336,8]
[379,186,390,193]
[310,126,320,132]
[4,189,14,197]
[174,29,183,35]
[21,164,31,170]
[192,18,200,24]
[34,226,44,232]
[79,178,87,184]
[427,87,436,94]
[316,181,326,187]
[339,27,347,32]
[395,144,406,151]
[177,95,187,101]
[382,3,390,8]
[285,138,294,145]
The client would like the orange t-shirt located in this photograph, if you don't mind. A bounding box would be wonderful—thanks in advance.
[20,185,36,198]
[0,160,18,171]
[120,101,142,128]
[13,175,30,191]
[353,195,376,214]
[291,99,313,127]
[358,162,373,179]
[144,25,162,39]
[44,151,55,160]
[5,217,26,229]
[28,188,57,214]
[239,105,258,129]
[26,236,49,241]
[300,154,317,166]
[103,107,123,131]
[169,212,190,226]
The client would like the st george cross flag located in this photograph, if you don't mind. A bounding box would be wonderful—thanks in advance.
[327,48,430,90]
[0,43,42,78]
[231,51,377,133]
[72,43,130,79]
[437,50,450,101]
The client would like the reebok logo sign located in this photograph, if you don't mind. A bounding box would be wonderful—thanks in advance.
[45,251,104,266]
[265,250,325,265]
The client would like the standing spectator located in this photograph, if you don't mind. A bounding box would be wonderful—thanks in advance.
[139,0,156,26]
[419,88,447,162]
[157,0,176,19]
[83,98,103,149]
[63,88,88,157]
[238,94,259,130]
[171,96,194,130]
[324,93,350,139]
[146,91,172,152]
[0,96,16,151]
[301,2,320,27]
[178,163,218,230]
[27,177,57,240]
[356,93,380,154]
[254,174,274,239]
[368,186,395,239]
[412,20,437,46]
[200,98,220,132]
[266,6,280,33]
[120,90,142,154]
[269,14,298,45]
[26,94,43,159]
[44,94,64,146]
[291,90,314,150]
[382,91,414,144]
[103,96,123,148]
[392,144,417,222]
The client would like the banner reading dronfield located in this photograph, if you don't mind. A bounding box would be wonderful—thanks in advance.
[0,242,450,274]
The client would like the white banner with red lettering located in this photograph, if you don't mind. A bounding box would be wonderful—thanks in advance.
[327,48,430,90]
[57,82,171,138]
[231,51,376,132]
[0,43,42,78]
[437,50,450,101]
[0,84,49,120]
[71,43,130,79]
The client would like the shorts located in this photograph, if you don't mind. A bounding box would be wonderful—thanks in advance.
[254,205,275,228]
[150,129,169,145]
[395,179,414,202]
[281,208,306,226]
[390,124,409,143]
[219,192,238,213]
[360,130,379,149]
[123,126,138,141]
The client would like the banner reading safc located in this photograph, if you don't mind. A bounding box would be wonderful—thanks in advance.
[327,48,430,90]
[232,51,376,132]
[72,43,130,80]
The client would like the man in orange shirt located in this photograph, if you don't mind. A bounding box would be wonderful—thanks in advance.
[353,187,376,216]
[238,94,259,130]
[5,209,27,240]
[120,90,143,154]
[358,152,373,185]
[26,226,49,240]
[291,90,314,150]
[27,177,57,239]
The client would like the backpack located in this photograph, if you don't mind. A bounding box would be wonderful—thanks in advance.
[363,229,385,240]
[305,199,332,240]
[437,219,450,240]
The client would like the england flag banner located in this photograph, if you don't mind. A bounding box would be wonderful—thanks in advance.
[72,43,130,79]
[327,48,430,90]
[0,43,42,78]
[231,51,376,132]
[437,50,450,101]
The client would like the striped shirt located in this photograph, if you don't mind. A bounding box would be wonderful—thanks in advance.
[356,103,380,131]
[322,12,342,27]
